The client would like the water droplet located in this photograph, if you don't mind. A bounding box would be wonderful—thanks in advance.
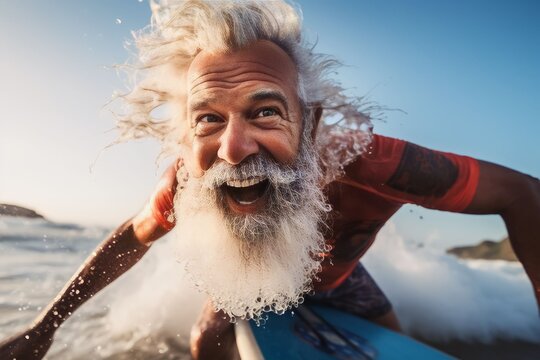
[25,335,30,339]
[53,310,58,315]
[157,342,169,354]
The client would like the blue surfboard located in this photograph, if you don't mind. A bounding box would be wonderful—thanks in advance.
[235,304,453,360]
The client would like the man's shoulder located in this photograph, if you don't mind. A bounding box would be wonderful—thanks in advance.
[339,133,407,184]
[339,133,480,211]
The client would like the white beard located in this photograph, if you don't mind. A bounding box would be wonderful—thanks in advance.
[172,144,329,321]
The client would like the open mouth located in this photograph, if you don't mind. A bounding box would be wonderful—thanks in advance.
[221,176,270,211]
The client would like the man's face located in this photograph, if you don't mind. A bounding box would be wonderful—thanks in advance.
[182,40,303,215]
[173,41,326,321]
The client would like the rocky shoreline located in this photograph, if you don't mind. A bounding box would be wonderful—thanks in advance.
[447,237,516,262]
[0,203,44,219]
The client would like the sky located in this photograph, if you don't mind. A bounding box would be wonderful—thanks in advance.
[1,0,539,249]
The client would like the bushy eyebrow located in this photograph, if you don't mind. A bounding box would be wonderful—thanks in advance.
[188,89,289,113]
[189,96,219,113]
[249,89,289,111]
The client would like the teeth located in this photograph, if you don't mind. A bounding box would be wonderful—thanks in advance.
[238,199,257,205]
[226,176,265,188]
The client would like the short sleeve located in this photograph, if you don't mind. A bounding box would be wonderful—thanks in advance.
[344,134,480,212]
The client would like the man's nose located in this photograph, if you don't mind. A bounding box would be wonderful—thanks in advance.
[217,119,259,165]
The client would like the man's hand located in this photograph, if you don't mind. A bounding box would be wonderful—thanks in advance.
[0,323,54,359]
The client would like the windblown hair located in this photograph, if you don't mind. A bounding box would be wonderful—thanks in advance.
[116,0,374,182]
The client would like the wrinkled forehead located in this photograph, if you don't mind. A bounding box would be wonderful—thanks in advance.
[186,40,299,96]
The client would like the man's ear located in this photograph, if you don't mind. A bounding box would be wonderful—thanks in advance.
[311,106,323,141]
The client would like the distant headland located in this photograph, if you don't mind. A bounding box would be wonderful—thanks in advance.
[447,237,517,262]
[0,203,45,219]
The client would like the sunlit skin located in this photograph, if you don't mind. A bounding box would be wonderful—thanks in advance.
[2,33,539,360]
[11,39,531,360]
[181,41,303,214]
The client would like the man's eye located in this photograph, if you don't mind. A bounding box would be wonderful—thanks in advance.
[199,114,221,123]
[256,108,279,117]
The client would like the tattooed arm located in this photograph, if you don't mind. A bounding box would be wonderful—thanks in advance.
[344,134,540,309]
[344,135,479,212]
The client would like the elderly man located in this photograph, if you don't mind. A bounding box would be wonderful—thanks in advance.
[1,1,539,359]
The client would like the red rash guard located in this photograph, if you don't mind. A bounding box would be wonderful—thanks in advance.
[150,135,480,291]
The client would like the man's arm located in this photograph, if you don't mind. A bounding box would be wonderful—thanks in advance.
[344,134,540,308]
[0,202,171,358]
[463,160,540,308]
[38,203,169,331]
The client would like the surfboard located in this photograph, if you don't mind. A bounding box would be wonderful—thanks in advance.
[235,304,454,360]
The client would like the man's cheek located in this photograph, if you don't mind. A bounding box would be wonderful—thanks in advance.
[191,138,224,178]
[177,137,205,178]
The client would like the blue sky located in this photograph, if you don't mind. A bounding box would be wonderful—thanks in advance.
[1,0,538,248]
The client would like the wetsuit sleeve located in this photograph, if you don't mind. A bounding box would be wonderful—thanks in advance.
[149,160,179,231]
[343,134,480,212]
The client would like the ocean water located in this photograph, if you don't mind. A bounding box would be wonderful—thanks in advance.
[1,217,539,359]
[0,216,202,359]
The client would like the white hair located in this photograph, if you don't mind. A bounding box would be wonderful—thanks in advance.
[172,128,330,321]
[115,0,374,182]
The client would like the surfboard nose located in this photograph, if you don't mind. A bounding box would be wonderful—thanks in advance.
[235,320,265,360]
